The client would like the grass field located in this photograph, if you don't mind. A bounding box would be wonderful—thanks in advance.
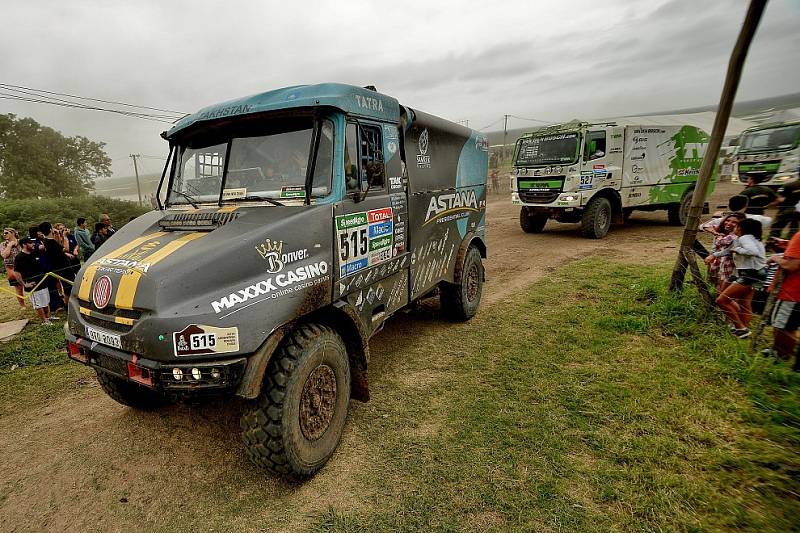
[1,258,798,531]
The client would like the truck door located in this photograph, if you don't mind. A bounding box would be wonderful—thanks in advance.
[333,120,410,334]
[580,127,623,196]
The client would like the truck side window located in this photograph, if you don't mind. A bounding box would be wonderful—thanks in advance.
[345,123,359,193]
[585,131,606,161]
[359,125,385,190]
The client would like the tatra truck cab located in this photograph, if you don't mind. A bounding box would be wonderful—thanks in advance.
[511,122,712,238]
[65,84,488,476]
[733,121,800,187]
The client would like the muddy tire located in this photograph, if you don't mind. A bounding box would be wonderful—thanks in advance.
[580,197,612,239]
[441,245,483,321]
[96,371,166,410]
[519,208,548,233]
[241,323,350,477]
[668,189,693,226]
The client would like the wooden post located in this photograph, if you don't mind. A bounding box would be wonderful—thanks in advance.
[669,0,768,292]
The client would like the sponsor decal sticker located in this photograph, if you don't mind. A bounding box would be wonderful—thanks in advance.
[221,187,247,200]
[592,164,607,175]
[92,275,113,310]
[280,186,306,199]
[336,208,395,276]
[416,129,431,168]
[173,324,240,357]
[424,189,479,225]
[211,260,330,314]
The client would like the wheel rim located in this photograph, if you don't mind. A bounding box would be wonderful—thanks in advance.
[597,205,610,232]
[466,262,480,302]
[299,364,337,441]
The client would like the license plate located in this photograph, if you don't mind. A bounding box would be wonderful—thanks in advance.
[86,326,122,349]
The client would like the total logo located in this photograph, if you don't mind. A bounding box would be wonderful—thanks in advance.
[93,275,113,310]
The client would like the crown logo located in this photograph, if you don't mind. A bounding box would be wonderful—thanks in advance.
[255,239,284,259]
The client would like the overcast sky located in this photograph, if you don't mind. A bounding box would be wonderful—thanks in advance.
[1,0,798,177]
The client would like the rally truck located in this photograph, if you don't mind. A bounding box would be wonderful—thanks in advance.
[511,121,712,238]
[65,83,488,477]
[732,120,800,187]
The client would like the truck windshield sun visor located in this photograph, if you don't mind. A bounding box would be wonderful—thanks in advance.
[515,132,579,166]
[166,116,335,206]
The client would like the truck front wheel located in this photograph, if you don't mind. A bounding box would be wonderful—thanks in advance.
[441,245,483,321]
[580,197,612,239]
[241,323,351,477]
[96,371,166,410]
[519,208,548,233]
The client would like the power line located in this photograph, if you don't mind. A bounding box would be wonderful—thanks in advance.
[0,92,178,124]
[0,82,187,116]
[477,117,505,131]
[508,114,551,124]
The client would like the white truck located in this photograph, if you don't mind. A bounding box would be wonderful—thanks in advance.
[732,120,800,187]
[511,121,712,238]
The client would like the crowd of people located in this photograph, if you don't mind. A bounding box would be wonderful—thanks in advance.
[698,175,800,371]
[1,213,116,325]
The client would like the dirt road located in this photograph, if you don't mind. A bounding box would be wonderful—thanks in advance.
[0,182,742,531]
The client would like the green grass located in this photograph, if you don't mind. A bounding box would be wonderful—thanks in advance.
[0,260,797,531]
[313,260,800,531]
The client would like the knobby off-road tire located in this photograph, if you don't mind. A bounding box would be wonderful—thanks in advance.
[580,197,612,239]
[441,245,484,321]
[96,371,166,410]
[668,189,693,226]
[241,323,351,477]
[519,208,548,233]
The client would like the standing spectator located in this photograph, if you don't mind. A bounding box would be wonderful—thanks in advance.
[14,238,52,325]
[99,213,116,236]
[54,223,79,295]
[92,222,110,250]
[74,217,95,261]
[490,170,500,194]
[741,176,778,215]
[1,228,25,308]
[39,222,69,310]
[715,218,767,338]
[703,213,744,293]
[766,232,800,370]
[769,178,800,238]
[28,225,48,275]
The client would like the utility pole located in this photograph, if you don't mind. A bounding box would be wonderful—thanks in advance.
[502,114,509,165]
[130,153,143,206]
[669,0,768,291]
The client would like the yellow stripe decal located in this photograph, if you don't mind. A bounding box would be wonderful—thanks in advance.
[78,306,135,326]
[217,206,239,213]
[77,232,168,301]
[114,232,206,310]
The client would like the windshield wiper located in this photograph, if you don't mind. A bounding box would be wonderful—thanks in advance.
[238,195,285,206]
[172,190,199,208]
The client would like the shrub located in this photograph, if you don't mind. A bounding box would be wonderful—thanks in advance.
[0,196,150,233]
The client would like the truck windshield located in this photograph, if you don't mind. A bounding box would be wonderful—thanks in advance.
[739,124,800,153]
[514,132,579,166]
[168,118,334,205]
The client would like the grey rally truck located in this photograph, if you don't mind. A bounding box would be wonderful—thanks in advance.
[65,83,488,476]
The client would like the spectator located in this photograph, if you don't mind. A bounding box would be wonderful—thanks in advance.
[99,213,115,236]
[703,213,745,293]
[28,225,48,274]
[13,237,52,325]
[741,176,778,215]
[728,194,772,230]
[1,228,25,308]
[769,178,800,238]
[54,223,79,294]
[39,222,69,310]
[715,218,767,338]
[767,232,800,370]
[92,222,110,250]
[74,217,95,261]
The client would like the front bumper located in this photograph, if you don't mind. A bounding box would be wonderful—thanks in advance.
[65,327,247,395]
[512,191,582,208]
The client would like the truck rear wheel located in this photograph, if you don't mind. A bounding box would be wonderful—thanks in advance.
[580,197,612,239]
[241,323,351,477]
[96,371,166,410]
[519,208,548,233]
[668,190,693,226]
[441,245,483,321]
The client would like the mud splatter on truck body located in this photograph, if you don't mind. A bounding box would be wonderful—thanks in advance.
[65,83,488,476]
